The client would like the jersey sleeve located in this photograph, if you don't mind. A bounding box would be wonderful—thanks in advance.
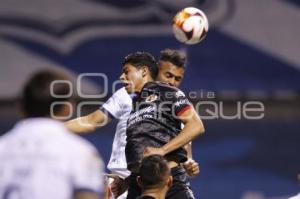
[72,147,105,196]
[166,87,192,116]
[101,88,126,119]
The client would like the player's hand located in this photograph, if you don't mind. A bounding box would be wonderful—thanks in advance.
[106,174,128,197]
[183,159,200,177]
[143,147,165,157]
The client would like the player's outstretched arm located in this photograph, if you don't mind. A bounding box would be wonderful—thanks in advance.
[65,109,111,134]
[144,107,204,157]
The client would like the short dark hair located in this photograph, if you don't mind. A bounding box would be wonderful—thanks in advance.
[122,52,158,79]
[139,155,170,190]
[21,69,73,117]
[159,49,186,68]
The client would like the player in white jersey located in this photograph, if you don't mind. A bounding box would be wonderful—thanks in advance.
[101,87,133,179]
[65,49,200,198]
[0,70,105,199]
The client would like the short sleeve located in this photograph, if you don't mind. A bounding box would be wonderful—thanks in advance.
[166,88,192,116]
[72,147,105,196]
[101,88,126,119]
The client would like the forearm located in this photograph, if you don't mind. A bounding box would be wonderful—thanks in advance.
[64,110,110,134]
[74,192,102,199]
[184,142,193,159]
[65,116,96,133]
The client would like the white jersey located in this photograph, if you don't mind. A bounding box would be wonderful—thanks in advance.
[102,87,132,178]
[0,118,104,199]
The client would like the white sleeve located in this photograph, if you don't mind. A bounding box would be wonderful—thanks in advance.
[72,147,105,196]
[101,88,126,119]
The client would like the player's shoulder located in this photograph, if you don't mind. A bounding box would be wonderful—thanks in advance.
[145,81,180,92]
[146,82,187,99]
[112,87,128,97]
[0,131,11,149]
[108,87,131,106]
[109,87,131,103]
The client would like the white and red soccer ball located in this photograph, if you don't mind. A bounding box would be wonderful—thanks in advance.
[173,7,209,45]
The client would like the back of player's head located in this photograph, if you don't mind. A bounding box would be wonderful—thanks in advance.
[21,69,73,118]
[159,49,186,68]
[122,51,158,80]
[138,154,171,190]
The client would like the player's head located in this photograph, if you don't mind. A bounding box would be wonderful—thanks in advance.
[137,155,172,192]
[157,49,186,87]
[20,69,73,119]
[120,52,158,93]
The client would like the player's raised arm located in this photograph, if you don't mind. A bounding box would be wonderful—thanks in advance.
[144,88,204,157]
[143,106,204,158]
[161,107,204,155]
[65,109,111,134]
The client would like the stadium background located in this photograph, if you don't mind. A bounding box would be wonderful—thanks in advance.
[0,0,299,198]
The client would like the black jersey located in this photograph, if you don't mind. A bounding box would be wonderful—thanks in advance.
[139,196,155,199]
[126,81,192,172]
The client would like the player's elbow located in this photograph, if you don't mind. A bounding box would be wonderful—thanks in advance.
[193,117,205,136]
[199,124,205,135]
[195,122,205,136]
[81,125,97,133]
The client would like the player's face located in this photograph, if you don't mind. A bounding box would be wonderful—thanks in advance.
[120,64,144,93]
[157,61,185,88]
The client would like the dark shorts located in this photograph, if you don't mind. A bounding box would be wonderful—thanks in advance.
[127,166,195,199]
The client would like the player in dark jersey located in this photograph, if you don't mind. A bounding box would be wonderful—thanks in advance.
[156,49,200,178]
[120,52,205,199]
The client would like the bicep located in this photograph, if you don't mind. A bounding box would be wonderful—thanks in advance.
[177,107,199,124]
[178,107,205,133]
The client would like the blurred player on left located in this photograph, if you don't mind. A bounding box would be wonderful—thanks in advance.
[0,69,105,199]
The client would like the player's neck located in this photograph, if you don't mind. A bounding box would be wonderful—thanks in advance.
[136,77,154,92]
[141,187,167,199]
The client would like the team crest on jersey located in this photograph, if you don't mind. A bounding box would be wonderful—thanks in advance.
[145,94,158,102]
[175,90,185,98]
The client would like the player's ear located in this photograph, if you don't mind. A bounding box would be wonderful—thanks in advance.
[141,66,148,77]
[166,175,173,187]
[136,176,143,188]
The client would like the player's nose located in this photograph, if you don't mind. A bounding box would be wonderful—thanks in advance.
[119,73,125,81]
[168,78,176,87]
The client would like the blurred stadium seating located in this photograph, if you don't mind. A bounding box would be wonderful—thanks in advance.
[0,0,299,198]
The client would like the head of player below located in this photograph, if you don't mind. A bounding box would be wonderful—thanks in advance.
[157,48,186,88]
[20,69,74,120]
[120,51,158,94]
[137,155,173,199]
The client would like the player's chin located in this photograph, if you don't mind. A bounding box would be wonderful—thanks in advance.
[124,85,133,93]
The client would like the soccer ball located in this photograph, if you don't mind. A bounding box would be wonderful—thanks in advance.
[172,7,209,45]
